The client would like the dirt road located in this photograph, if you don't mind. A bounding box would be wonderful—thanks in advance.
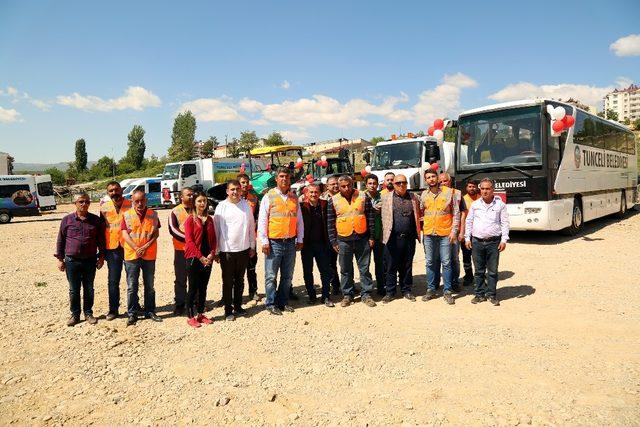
[1,205,639,426]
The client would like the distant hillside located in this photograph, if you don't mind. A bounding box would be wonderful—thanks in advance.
[14,161,96,172]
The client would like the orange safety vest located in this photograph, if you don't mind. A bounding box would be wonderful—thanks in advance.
[380,188,390,197]
[421,186,455,236]
[100,199,132,250]
[122,209,158,261]
[463,193,479,212]
[267,189,298,239]
[332,190,367,237]
[244,193,258,216]
[171,204,189,251]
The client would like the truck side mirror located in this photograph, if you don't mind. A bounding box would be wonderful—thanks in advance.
[362,152,371,164]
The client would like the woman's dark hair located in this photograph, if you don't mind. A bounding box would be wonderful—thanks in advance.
[191,190,209,217]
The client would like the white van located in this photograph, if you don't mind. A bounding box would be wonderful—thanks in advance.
[0,174,56,224]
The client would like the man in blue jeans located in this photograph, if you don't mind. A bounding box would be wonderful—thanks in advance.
[55,192,105,326]
[300,183,334,307]
[464,178,509,306]
[257,167,304,315]
[327,175,376,308]
[420,169,460,305]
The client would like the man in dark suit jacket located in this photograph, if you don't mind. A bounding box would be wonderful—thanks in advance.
[300,183,335,307]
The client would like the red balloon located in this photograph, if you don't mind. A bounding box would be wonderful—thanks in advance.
[265,164,271,171]
[562,115,575,127]
[360,169,368,178]
[552,120,565,133]
[239,166,246,174]
[430,162,439,171]
[322,160,328,167]
[433,118,444,130]
[295,161,304,169]
[316,160,323,167]
[306,174,313,180]
[427,126,435,136]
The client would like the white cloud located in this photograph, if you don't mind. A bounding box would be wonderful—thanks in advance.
[6,86,18,97]
[412,72,478,124]
[615,76,633,88]
[610,34,640,57]
[279,80,291,90]
[279,129,310,141]
[238,98,264,113]
[30,99,51,111]
[488,82,613,105]
[179,98,243,121]
[56,86,161,112]
[0,106,21,123]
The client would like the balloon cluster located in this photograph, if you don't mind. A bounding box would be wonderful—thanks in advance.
[360,165,372,178]
[315,155,328,168]
[427,118,445,144]
[295,157,304,170]
[547,105,575,136]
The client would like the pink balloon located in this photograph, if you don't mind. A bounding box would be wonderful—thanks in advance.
[430,162,439,171]
[552,120,565,133]
[433,119,444,130]
[427,126,435,136]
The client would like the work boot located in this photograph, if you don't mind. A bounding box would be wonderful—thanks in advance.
[471,295,486,304]
[126,315,137,326]
[85,314,98,325]
[487,297,500,306]
[362,296,377,307]
[67,315,80,327]
[105,312,118,321]
[422,289,436,301]
[266,306,282,315]
[443,292,455,305]
[382,295,394,304]
[340,296,352,307]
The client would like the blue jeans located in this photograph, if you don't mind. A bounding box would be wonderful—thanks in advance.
[124,259,156,316]
[264,239,296,308]
[65,256,96,317]
[105,247,124,313]
[423,235,453,293]
[471,238,500,298]
[338,237,373,298]
[300,242,332,300]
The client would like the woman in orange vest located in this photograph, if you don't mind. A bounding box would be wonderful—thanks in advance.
[184,191,217,327]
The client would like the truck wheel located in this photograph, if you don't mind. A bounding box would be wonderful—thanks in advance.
[0,212,11,224]
[562,198,583,236]
[615,191,627,218]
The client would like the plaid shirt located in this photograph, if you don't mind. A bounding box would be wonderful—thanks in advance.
[55,212,106,260]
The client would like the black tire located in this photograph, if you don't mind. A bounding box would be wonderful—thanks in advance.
[562,198,583,236]
[615,191,627,218]
[0,212,11,224]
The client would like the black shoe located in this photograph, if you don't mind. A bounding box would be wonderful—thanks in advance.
[126,315,137,326]
[308,296,318,305]
[145,312,162,322]
[252,293,261,302]
[85,314,98,325]
[471,296,486,304]
[289,291,300,301]
[451,283,461,293]
[281,305,295,313]
[67,316,80,327]
[225,314,236,321]
[362,296,377,307]
[382,295,394,304]
[323,298,335,307]
[266,306,282,315]
[234,307,248,317]
[403,293,416,302]
[463,274,474,287]
[443,292,455,305]
[487,297,500,306]
[106,312,118,321]
[422,290,436,301]
[172,305,185,316]
[376,288,386,297]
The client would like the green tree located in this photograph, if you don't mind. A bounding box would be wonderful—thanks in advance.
[634,118,640,130]
[75,138,88,171]
[605,109,619,121]
[369,136,385,145]
[227,137,241,157]
[88,156,116,180]
[444,127,457,141]
[200,136,218,158]
[415,130,426,137]
[168,111,197,161]
[44,167,65,185]
[238,130,260,154]
[264,132,289,147]
[126,124,146,169]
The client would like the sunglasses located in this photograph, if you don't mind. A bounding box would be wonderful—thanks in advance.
[393,181,408,186]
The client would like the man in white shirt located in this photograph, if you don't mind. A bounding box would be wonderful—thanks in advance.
[213,179,256,321]
[257,167,304,315]
[464,178,509,306]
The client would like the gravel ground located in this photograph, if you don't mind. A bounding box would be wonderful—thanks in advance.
[1,204,639,426]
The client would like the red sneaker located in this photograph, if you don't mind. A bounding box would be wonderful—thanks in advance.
[187,317,201,328]
[197,314,213,325]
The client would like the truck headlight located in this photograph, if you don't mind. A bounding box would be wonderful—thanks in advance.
[524,207,541,214]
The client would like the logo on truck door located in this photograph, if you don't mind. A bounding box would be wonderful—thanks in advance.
[574,146,581,169]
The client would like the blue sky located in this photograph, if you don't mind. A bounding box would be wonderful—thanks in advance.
[1,0,639,163]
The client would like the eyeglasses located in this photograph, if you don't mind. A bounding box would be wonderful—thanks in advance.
[393,181,408,186]
[76,200,90,205]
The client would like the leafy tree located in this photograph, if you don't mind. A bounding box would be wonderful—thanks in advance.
[634,118,640,130]
[444,127,457,141]
[88,156,116,180]
[623,118,631,125]
[75,138,88,171]
[168,111,197,161]
[200,136,218,158]
[369,136,385,145]
[597,111,605,118]
[126,125,146,169]
[238,131,260,154]
[227,137,241,157]
[44,167,65,185]
[415,130,426,137]
[264,132,289,147]
[605,109,619,121]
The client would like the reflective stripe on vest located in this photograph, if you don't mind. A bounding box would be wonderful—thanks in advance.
[332,190,367,237]
[123,209,158,261]
[267,189,298,239]
[100,199,132,250]
[171,204,189,250]
[422,187,454,236]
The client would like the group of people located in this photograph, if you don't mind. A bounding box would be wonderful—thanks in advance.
[55,166,509,328]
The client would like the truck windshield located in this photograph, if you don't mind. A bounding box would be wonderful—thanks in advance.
[162,164,180,180]
[457,106,542,171]
[371,142,421,169]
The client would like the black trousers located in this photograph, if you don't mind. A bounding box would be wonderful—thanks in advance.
[185,258,212,318]
[246,252,258,296]
[220,250,249,315]
[384,234,416,295]
[329,249,340,293]
[174,250,188,308]
[461,244,473,279]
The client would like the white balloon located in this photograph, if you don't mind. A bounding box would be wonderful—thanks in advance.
[546,104,555,116]
[553,106,566,120]
[320,155,327,162]
[296,157,303,163]
[365,165,372,173]
[433,129,444,142]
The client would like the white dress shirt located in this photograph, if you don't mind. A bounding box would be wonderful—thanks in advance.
[257,188,304,245]
[213,198,256,253]
[464,195,510,243]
